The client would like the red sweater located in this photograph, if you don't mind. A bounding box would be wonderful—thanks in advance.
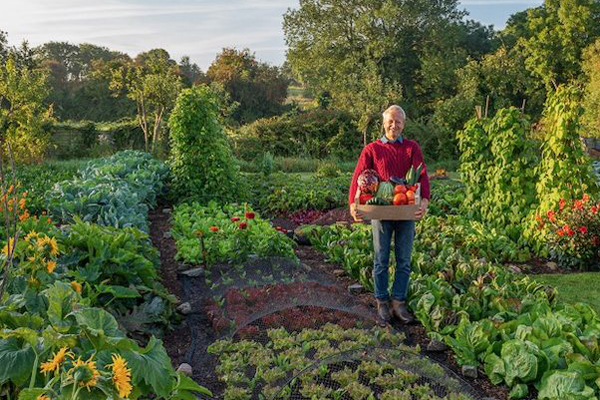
[348,138,430,205]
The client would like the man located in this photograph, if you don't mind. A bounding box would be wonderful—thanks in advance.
[348,105,430,325]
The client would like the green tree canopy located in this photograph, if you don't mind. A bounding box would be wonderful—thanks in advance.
[207,48,289,125]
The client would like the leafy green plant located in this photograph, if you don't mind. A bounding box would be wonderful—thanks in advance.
[172,202,297,266]
[168,85,242,203]
[528,85,600,249]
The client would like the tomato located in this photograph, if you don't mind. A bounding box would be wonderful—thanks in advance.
[393,193,408,206]
[359,194,373,204]
[394,185,407,194]
[406,190,415,201]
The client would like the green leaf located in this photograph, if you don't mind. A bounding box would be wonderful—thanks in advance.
[538,370,597,400]
[172,373,213,398]
[122,336,173,398]
[70,307,123,338]
[0,338,35,386]
[17,388,46,400]
[509,383,528,399]
[45,281,77,333]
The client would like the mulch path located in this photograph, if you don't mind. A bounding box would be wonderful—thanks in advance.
[152,204,513,399]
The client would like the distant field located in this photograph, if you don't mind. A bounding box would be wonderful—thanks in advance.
[286,85,314,110]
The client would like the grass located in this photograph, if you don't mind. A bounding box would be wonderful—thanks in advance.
[530,272,600,315]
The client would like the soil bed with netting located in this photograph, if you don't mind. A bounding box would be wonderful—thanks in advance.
[151,206,514,400]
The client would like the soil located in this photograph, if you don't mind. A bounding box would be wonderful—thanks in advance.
[152,203,515,399]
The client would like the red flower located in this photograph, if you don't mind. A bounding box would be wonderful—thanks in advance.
[559,198,566,211]
[573,200,583,211]
[245,212,255,220]
[592,236,600,246]
[579,226,588,235]
[547,210,556,222]
[209,226,219,232]
[592,206,598,215]
[231,217,240,222]
[557,228,564,237]
[238,222,248,230]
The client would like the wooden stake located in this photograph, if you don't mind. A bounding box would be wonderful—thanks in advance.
[475,106,482,120]
[521,99,526,112]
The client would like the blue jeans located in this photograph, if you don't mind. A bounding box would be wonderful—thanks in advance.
[371,219,415,301]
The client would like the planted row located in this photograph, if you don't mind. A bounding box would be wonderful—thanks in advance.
[46,151,168,232]
[172,201,297,266]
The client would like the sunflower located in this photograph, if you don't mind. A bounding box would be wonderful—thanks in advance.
[36,394,50,400]
[47,260,57,273]
[40,346,73,374]
[2,237,15,256]
[47,237,59,256]
[68,356,100,390]
[107,354,133,398]
[24,231,38,242]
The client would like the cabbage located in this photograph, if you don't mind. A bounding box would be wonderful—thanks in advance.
[357,169,379,195]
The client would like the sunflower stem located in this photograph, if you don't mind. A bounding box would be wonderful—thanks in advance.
[28,353,39,388]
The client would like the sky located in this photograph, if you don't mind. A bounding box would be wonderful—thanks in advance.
[0,0,544,70]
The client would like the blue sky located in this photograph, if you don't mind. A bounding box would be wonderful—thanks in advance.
[1,0,543,70]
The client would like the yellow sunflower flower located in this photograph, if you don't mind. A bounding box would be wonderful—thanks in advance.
[47,260,57,273]
[71,281,82,294]
[2,237,16,256]
[107,354,133,399]
[48,237,59,256]
[36,394,50,400]
[40,346,73,374]
[24,231,38,242]
[68,356,100,390]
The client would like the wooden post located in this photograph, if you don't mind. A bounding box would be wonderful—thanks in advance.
[475,106,482,120]
[521,99,527,112]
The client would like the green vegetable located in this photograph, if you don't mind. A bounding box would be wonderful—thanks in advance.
[375,181,394,202]
[366,197,390,206]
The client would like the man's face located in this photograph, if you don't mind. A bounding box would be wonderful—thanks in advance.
[384,110,405,141]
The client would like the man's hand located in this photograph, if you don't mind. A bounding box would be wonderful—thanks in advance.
[415,198,429,220]
[350,203,365,223]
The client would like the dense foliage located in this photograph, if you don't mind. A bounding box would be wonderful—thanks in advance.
[207,48,289,124]
[247,172,351,215]
[0,56,52,163]
[458,108,539,241]
[230,108,360,160]
[528,86,599,247]
[172,202,297,266]
[541,194,600,269]
[168,86,242,203]
[46,151,168,232]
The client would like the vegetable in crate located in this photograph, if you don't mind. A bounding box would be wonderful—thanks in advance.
[375,182,395,203]
[357,169,380,195]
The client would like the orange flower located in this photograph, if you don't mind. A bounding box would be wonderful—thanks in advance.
[209,226,219,232]
[40,347,73,374]
[71,281,82,294]
[547,210,556,223]
[47,260,57,273]
[573,200,583,211]
[559,198,566,211]
[557,228,564,237]
[582,193,590,203]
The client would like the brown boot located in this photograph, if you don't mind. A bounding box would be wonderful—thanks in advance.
[391,299,415,324]
[376,299,392,326]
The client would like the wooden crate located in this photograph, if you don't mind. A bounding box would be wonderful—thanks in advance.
[355,184,421,221]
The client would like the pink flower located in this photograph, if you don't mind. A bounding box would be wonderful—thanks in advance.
[578,226,588,235]
[231,217,240,222]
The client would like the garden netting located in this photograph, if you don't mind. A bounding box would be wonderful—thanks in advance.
[179,255,481,399]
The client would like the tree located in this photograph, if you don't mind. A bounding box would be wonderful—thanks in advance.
[207,48,289,124]
[110,49,182,153]
[521,0,600,88]
[0,56,52,163]
[178,56,205,87]
[582,39,600,138]
[283,0,472,120]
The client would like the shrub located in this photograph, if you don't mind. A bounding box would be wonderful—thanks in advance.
[168,86,241,203]
[230,108,361,160]
[540,194,600,269]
